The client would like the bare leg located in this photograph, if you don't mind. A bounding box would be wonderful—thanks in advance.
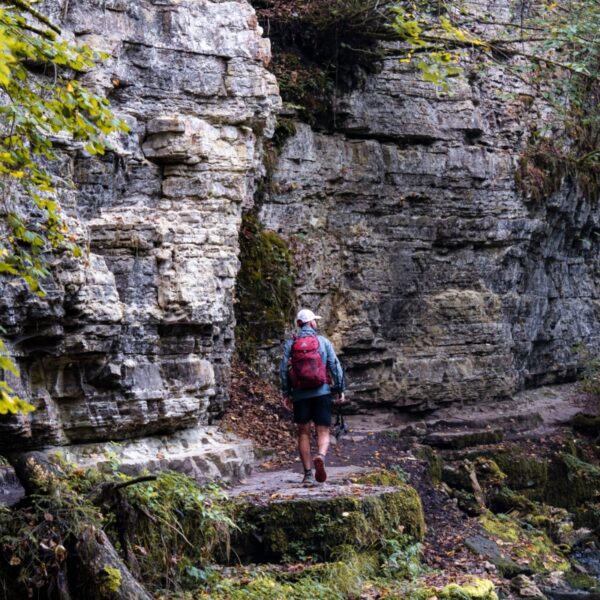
[315,425,330,458]
[297,423,312,471]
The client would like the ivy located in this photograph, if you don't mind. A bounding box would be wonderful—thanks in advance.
[0,1,129,414]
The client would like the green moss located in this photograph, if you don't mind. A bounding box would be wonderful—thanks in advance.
[100,566,122,594]
[234,211,296,362]
[481,512,520,544]
[474,458,506,485]
[492,450,548,497]
[454,489,485,515]
[439,579,498,600]
[417,446,443,484]
[229,484,425,563]
[489,487,536,514]
[352,468,407,487]
[480,512,569,573]
[177,547,418,599]
[545,453,600,509]
[565,571,598,591]
[211,572,340,600]
[572,412,600,436]
[574,501,600,530]
[107,472,235,591]
[441,458,506,514]
[272,118,298,150]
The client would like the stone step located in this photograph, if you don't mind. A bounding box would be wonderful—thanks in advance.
[423,428,504,450]
[424,411,544,434]
[227,466,425,563]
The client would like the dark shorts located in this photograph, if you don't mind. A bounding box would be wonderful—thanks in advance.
[293,394,333,427]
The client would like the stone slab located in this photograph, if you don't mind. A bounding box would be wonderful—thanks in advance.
[40,426,255,483]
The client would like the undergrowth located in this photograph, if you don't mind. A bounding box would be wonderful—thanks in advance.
[162,540,432,600]
[115,472,235,591]
[0,454,236,596]
[0,491,102,596]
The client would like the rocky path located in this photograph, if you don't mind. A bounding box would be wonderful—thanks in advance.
[241,424,501,588]
[225,382,594,594]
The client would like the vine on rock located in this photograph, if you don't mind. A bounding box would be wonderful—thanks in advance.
[257,0,600,199]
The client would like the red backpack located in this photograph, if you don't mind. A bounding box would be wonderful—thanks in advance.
[288,335,328,390]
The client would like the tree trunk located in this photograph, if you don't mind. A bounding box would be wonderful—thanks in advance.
[5,451,152,600]
[74,527,152,600]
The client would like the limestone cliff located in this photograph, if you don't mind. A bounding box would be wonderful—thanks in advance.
[259,32,600,410]
[0,0,280,453]
[1,0,599,459]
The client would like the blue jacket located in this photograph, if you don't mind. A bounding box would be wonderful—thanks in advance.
[280,325,346,401]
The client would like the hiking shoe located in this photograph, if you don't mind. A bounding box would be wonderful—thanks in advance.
[302,471,314,486]
[313,454,327,483]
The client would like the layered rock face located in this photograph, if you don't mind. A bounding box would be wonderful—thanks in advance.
[1,0,599,457]
[260,48,600,410]
[0,0,280,450]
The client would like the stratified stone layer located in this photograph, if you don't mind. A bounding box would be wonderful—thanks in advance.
[260,45,600,410]
[0,0,280,449]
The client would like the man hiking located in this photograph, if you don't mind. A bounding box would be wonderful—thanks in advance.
[280,308,346,486]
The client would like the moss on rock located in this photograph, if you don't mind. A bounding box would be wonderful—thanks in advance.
[492,450,548,498]
[571,412,600,436]
[565,571,598,591]
[439,579,498,600]
[480,512,569,574]
[489,487,536,514]
[545,453,600,509]
[228,483,425,563]
[417,446,443,484]
[352,468,407,487]
[234,211,296,362]
[573,501,600,530]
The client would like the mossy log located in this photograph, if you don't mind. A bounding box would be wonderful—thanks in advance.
[74,527,151,600]
[228,480,425,563]
[4,452,152,600]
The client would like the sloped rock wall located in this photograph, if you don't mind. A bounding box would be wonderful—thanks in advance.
[0,0,280,450]
[260,46,600,410]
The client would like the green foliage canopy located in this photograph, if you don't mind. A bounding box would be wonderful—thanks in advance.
[0,0,128,415]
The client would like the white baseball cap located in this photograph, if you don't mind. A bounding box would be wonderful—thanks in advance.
[296,308,322,324]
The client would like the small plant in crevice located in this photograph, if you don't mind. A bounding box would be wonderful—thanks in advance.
[234,210,296,363]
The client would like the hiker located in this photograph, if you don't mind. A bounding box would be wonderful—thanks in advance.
[280,308,346,485]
